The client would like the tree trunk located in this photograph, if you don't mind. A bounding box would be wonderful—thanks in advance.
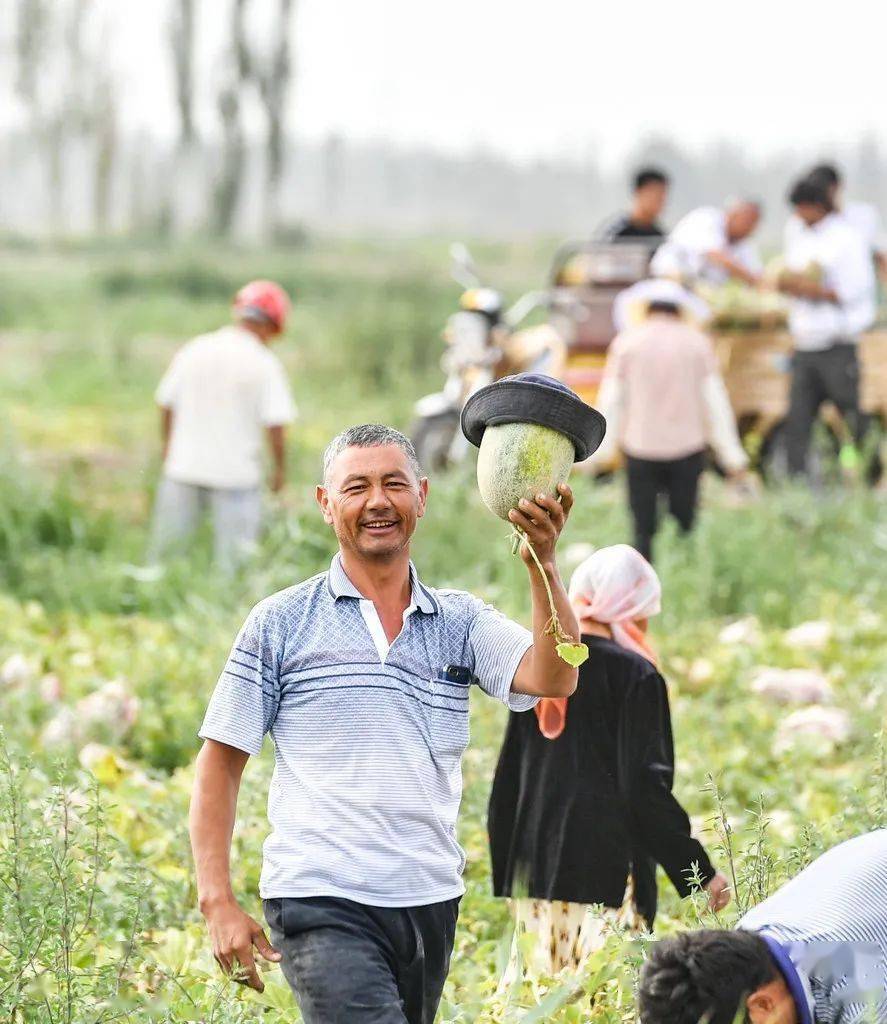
[170,0,198,148]
[212,83,245,236]
[258,0,295,236]
[92,78,116,234]
[211,0,251,237]
[46,119,65,235]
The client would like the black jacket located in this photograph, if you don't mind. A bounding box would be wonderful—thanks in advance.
[487,635,715,924]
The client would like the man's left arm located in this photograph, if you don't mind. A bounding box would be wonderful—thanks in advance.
[266,425,286,493]
[160,406,173,462]
[508,483,579,698]
[260,360,297,494]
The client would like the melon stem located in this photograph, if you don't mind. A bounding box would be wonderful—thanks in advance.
[513,526,572,645]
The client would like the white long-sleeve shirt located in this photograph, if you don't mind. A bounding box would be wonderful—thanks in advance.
[783,212,876,351]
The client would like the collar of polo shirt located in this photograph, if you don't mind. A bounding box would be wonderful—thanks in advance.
[326,553,440,615]
[759,934,815,1024]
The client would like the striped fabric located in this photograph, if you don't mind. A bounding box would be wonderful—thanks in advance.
[739,830,887,1023]
[199,554,535,907]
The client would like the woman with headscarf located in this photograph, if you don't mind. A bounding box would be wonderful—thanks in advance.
[487,545,729,978]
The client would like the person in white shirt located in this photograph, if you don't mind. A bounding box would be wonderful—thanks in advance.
[149,279,298,571]
[777,178,876,478]
[650,200,763,287]
[802,163,887,282]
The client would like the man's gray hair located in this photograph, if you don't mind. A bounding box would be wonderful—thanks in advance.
[725,195,763,214]
[322,424,422,484]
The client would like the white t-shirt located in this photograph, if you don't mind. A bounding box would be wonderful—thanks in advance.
[156,324,297,489]
[650,206,762,285]
[783,212,876,350]
[785,201,887,256]
[844,201,887,255]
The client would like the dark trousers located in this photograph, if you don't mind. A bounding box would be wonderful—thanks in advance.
[626,451,705,562]
[785,343,870,477]
[264,896,459,1024]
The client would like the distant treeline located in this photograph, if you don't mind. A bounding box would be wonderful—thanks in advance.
[5,1,884,244]
[0,128,880,243]
[3,130,885,244]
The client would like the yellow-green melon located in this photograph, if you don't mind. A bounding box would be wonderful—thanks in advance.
[476,422,574,520]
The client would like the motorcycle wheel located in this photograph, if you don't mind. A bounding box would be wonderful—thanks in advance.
[411,411,461,472]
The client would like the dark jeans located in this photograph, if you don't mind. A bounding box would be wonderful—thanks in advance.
[264,895,460,1024]
[785,343,871,477]
[625,450,705,562]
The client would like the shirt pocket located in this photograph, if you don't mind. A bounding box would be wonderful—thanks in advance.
[428,674,471,762]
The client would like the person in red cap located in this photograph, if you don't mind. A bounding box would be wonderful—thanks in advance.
[149,280,297,571]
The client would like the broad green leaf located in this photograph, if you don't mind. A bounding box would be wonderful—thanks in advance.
[556,641,589,667]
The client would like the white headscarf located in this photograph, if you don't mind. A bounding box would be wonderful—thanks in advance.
[568,544,661,661]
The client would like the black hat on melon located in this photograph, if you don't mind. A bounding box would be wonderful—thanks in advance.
[460,373,606,463]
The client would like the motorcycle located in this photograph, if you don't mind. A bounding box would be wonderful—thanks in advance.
[411,243,563,471]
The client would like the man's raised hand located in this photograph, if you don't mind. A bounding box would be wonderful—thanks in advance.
[508,482,573,569]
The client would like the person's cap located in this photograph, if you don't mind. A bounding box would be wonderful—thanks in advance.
[233,280,291,332]
[460,373,606,462]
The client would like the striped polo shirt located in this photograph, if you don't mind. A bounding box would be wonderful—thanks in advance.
[739,830,887,1023]
[199,553,536,907]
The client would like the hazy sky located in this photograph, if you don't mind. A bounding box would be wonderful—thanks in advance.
[6,0,886,167]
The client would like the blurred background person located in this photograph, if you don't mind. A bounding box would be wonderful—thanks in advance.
[149,280,297,572]
[775,177,876,479]
[596,167,671,245]
[488,545,730,980]
[651,198,763,285]
[587,283,748,562]
[807,163,887,281]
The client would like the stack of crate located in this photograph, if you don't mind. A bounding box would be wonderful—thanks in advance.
[714,330,793,429]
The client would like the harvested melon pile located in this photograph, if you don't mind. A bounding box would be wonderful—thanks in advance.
[696,280,788,330]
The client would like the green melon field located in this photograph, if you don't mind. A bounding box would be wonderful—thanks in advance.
[0,238,884,1022]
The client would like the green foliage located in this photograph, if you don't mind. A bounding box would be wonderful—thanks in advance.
[0,238,884,1020]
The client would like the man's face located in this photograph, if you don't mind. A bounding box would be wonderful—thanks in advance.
[726,204,761,242]
[794,202,829,228]
[317,444,428,561]
[636,181,668,221]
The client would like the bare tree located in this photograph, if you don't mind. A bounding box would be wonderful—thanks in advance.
[13,0,120,235]
[170,0,198,148]
[255,0,296,234]
[210,0,251,236]
[14,0,48,109]
[165,0,200,233]
[91,71,117,233]
[212,79,246,236]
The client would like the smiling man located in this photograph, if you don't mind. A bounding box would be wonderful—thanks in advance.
[188,423,580,1023]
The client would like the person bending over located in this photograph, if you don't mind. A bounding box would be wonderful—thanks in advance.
[638,829,887,1024]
